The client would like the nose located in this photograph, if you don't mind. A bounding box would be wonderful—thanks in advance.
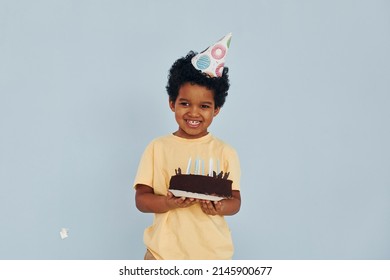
[188,105,200,117]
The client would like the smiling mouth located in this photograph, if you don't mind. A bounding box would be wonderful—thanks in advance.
[186,120,201,127]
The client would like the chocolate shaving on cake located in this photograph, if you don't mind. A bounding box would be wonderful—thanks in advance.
[223,172,230,180]
[175,168,183,175]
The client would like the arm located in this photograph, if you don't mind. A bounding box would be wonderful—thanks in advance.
[199,190,241,216]
[135,184,197,213]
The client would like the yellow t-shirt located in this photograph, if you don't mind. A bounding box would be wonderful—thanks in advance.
[133,133,241,260]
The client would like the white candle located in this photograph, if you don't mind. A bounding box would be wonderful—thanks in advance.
[201,159,205,175]
[209,158,213,176]
[186,157,192,174]
[217,159,220,175]
[194,158,199,175]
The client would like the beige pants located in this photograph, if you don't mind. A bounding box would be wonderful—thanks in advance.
[144,249,156,260]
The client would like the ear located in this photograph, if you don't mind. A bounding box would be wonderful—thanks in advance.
[213,107,220,117]
[169,99,175,112]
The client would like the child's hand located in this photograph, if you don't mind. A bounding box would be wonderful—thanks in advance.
[166,191,197,209]
[199,200,223,216]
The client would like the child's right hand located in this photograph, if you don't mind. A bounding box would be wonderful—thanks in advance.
[166,191,197,209]
[135,184,199,213]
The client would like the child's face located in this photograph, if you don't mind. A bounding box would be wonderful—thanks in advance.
[169,82,220,139]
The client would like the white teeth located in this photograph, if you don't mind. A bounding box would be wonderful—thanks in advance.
[187,120,200,126]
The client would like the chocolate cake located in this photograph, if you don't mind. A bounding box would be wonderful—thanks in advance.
[169,168,232,198]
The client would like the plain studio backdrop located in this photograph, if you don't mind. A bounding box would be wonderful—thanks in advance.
[1,0,389,259]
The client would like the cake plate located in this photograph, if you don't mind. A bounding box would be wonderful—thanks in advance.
[169,189,223,201]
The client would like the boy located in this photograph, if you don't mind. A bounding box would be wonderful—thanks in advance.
[134,33,241,260]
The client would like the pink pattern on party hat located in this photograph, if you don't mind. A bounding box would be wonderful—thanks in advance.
[191,33,232,78]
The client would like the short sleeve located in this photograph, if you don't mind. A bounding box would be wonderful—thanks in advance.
[133,141,154,189]
[224,146,241,191]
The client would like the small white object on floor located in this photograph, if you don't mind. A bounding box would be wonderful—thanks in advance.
[60,228,69,239]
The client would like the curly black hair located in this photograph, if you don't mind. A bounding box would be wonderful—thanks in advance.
[166,51,230,108]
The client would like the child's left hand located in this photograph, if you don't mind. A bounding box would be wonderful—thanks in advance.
[199,200,223,216]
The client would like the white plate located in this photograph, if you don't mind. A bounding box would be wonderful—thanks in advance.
[169,189,223,201]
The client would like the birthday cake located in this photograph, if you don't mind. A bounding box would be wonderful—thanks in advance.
[169,168,232,200]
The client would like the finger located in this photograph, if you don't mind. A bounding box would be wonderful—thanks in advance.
[201,201,214,213]
[206,200,216,211]
[174,197,185,206]
[213,201,222,211]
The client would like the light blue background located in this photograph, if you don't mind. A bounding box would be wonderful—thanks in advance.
[1,0,389,259]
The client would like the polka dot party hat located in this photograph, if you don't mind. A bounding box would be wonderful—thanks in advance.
[191,33,232,78]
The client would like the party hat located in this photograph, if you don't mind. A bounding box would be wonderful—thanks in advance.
[191,33,232,78]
